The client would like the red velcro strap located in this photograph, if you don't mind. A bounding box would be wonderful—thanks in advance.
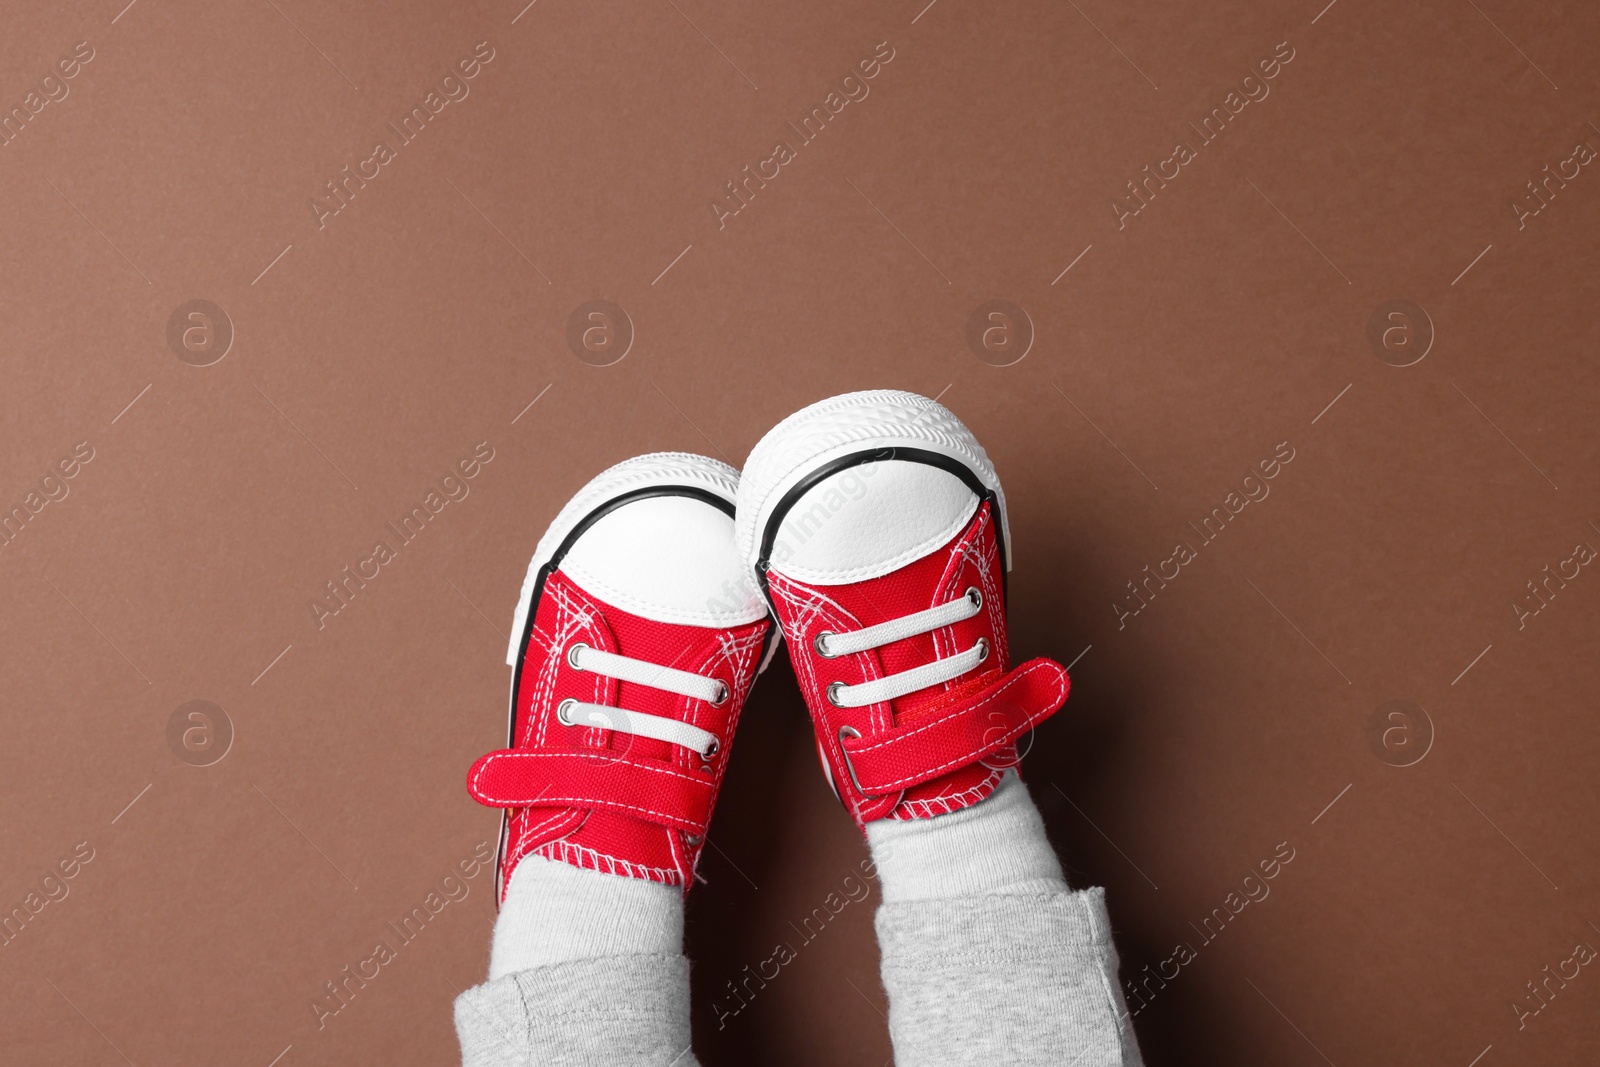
[466,749,716,834]
[841,658,1069,796]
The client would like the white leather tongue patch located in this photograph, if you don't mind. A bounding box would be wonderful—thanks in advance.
[560,494,767,628]
[767,460,978,586]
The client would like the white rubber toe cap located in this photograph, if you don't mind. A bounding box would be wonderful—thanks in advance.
[507,452,765,665]
[563,494,768,627]
[736,390,1008,576]
[766,460,978,585]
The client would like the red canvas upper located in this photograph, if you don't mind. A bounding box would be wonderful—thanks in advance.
[770,501,1068,828]
[468,570,770,898]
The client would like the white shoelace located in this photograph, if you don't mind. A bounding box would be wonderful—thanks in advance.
[817,587,988,708]
[557,643,727,758]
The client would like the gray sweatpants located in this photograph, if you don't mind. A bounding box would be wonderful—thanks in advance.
[454,882,1143,1066]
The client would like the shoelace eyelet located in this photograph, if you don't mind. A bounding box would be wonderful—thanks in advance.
[966,586,982,610]
[826,681,846,707]
[684,833,704,846]
[566,642,588,670]
[976,637,989,663]
[556,697,578,726]
[710,682,730,706]
[814,631,837,658]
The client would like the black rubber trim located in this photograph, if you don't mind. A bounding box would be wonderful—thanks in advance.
[753,446,1007,617]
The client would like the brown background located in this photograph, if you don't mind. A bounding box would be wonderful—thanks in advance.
[3,0,1598,1063]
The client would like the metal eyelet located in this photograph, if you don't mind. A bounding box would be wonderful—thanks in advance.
[710,682,730,706]
[703,738,721,759]
[965,586,982,610]
[566,642,588,670]
[684,833,704,846]
[826,681,846,707]
[814,631,837,658]
[556,698,578,726]
[975,637,989,663]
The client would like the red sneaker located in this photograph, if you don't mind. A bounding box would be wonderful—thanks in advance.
[735,391,1069,829]
[468,454,774,901]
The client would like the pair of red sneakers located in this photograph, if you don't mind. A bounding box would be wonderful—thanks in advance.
[467,391,1071,900]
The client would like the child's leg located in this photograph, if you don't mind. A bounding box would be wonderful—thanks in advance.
[867,771,1144,1067]
[454,856,700,1067]
[455,454,772,1066]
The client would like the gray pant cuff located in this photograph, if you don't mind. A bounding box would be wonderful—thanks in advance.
[875,887,1144,1067]
[454,953,698,1067]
